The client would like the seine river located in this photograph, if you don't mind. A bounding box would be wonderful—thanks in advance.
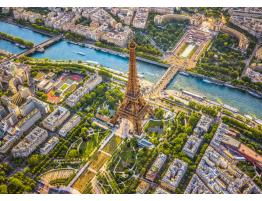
[0,21,261,119]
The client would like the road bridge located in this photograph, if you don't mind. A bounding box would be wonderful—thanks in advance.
[0,35,62,64]
[148,63,183,98]
[16,35,62,58]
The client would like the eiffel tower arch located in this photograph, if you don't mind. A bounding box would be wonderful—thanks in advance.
[111,40,150,136]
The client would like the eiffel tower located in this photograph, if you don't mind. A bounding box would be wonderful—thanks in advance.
[111,40,149,136]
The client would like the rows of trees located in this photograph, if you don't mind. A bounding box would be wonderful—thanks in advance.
[146,13,188,51]
[95,41,164,63]
[134,31,162,56]
[222,116,262,143]
[0,31,34,47]
[189,101,218,117]
[232,77,262,93]
[194,33,245,82]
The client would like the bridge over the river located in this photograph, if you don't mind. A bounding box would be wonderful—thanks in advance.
[0,35,62,64]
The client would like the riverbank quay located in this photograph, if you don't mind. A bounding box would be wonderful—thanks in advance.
[67,40,170,68]
[181,70,262,99]
[27,58,153,88]
[165,88,262,127]
[26,59,128,82]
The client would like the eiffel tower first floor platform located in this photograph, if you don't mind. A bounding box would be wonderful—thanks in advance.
[110,102,150,137]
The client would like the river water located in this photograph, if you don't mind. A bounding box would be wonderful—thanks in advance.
[32,40,166,83]
[0,21,49,44]
[167,74,262,118]
[0,21,261,119]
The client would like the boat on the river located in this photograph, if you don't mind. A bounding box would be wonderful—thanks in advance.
[19,44,26,49]
[67,41,78,45]
[203,79,213,84]
[179,71,189,76]
[75,51,85,56]
[224,83,236,88]
[248,91,262,98]
[86,60,99,65]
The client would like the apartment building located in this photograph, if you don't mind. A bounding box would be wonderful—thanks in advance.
[40,136,59,155]
[194,115,213,135]
[58,114,81,137]
[12,126,48,158]
[42,106,70,132]
[15,108,42,133]
[160,159,188,192]
[132,8,149,29]
[66,74,102,107]
[183,135,203,159]
[145,153,167,182]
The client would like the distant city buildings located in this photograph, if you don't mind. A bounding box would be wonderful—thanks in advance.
[132,8,149,29]
[101,26,133,47]
[150,8,174,15]
[109,8,135,26]
[90,8,117,28]
[13,8,42,23]
[11,7,134,47]
[229,8,262,38]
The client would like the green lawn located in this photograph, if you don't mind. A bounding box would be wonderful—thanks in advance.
[60,83,69,91]
[115,146,136,172]
[102,135,122,155]
[79,140,96,159]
